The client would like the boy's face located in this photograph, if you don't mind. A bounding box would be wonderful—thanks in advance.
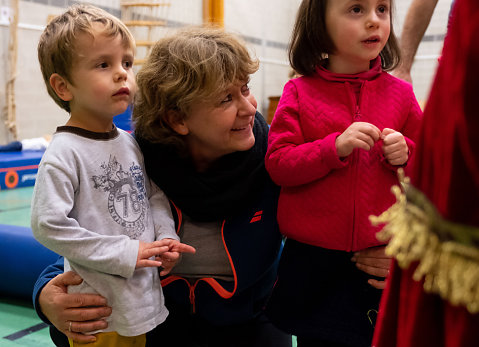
[65,24,136,130]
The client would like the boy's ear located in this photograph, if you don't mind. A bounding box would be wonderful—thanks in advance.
[49,73,73,102]
[166,110,189,135]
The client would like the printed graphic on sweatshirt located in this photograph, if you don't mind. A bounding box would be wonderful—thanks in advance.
[91,155,147,239]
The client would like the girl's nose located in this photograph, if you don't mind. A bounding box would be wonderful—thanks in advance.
[366,11,380,28]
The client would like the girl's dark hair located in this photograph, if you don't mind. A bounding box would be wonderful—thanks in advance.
[289,0,400,76]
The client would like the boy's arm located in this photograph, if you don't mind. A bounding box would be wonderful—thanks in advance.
[265,81,347,187]
[32,163,139,279]
[148,181,179,241]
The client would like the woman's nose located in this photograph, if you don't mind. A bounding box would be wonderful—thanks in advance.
[238,95,257,117]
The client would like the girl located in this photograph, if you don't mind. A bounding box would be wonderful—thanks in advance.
[265,0,423,346]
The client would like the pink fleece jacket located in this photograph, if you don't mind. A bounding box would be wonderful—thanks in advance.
[266,62,423,252]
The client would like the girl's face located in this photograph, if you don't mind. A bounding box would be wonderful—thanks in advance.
[325,0,391,74]
[178,79,257,171]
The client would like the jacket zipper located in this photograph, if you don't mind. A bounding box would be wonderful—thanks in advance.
[189,280,198,314]
[351,82,364,250]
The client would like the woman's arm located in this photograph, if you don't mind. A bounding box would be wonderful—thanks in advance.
[33,257,112,344]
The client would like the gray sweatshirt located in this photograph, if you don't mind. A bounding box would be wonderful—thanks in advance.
[32,126,178,337]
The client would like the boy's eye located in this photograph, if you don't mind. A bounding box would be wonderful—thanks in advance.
[123,60,133,69]
[98,62,108,69]
[351,6,362,14]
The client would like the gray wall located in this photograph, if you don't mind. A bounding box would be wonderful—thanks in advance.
[0,0,452,143]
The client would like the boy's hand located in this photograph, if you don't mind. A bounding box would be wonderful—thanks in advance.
[381,128,409,166]
[335,122,381,158]
[136,241,169,269]
[154,239,196,276]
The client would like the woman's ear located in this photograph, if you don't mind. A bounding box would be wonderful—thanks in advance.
[49,73,73,102]
[166,110,189,135]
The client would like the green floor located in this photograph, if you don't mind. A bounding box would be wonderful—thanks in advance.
[0,299,55,347]
[0,186,33,227]
[0,186,54,346]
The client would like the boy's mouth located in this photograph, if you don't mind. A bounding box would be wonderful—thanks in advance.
[113,88,130,96]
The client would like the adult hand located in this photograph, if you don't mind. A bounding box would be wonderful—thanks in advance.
[38,271,112,343]
[351,246,391,289]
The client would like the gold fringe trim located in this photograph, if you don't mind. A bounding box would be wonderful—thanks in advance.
[370,169,479,314]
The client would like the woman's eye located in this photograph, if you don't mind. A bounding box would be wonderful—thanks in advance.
[221,94,233,103]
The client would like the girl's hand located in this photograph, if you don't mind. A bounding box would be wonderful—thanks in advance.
[381,128,409,165]
[351,246,392,289]
[38,271,111,343]
[335,122,381,158]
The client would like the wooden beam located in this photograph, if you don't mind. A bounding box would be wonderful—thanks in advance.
[203,0,224,27]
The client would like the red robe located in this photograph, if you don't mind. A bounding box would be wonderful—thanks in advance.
[373,0,479,346]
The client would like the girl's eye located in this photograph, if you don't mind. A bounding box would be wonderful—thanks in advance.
[123,60,133,69]
[242,84,250,95]
[98,62,108,69]
[378,5,388,14]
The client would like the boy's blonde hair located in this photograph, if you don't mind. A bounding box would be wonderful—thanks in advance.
[133,26,259,150]
[38,4,135,113]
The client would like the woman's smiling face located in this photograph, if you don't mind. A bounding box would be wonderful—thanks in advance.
[178,79,257,169]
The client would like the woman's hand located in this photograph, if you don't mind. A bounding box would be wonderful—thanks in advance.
[38,271,112,343]
[351,246,391,289]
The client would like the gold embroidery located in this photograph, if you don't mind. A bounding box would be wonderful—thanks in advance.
[370,169,479,313]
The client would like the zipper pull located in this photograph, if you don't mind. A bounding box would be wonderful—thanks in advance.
[189,284,196,314]
[355,105,361,120]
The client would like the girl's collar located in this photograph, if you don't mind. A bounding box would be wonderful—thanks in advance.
[316,56,382,83]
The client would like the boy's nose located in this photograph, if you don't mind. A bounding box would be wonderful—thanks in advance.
[114,66,128,81]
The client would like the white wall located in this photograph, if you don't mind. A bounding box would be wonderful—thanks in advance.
[0,0,453,144]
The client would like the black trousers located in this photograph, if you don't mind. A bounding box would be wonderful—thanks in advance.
[266,239,382,347]
[146,311,292,347]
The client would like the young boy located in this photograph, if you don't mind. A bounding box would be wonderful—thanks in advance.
[32,4,195,346]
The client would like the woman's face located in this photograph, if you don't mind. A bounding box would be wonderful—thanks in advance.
[179,80,257,170]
